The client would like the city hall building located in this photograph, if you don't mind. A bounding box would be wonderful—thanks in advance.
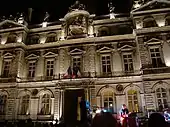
[0,0,170,122]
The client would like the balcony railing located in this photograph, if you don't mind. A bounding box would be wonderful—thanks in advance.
[18,70,141,82]
[143,67,170,75]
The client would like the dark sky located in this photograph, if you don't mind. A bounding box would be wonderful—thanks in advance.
[0,0,133,24]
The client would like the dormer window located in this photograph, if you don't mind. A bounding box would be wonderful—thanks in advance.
[27,35,39,45]
[98,27,110,36]
[46,33,56,43]
[143,16,157,28]
[6,34,17,43]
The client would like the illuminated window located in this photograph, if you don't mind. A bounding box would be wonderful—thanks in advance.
[2,60,11,78]
[150,47,163,68]
[156,88,168,110]
[103,91,114,113]
[20,95,30,115]
[127,90,139,112]
[123,54,134,72]
[0,94,7,115]
[40,94,51,115]
[46,59,54,77]
[101,55,111,73]
[28,61,36,78]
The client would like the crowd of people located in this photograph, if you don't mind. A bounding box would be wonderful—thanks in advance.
[0,104,170,127]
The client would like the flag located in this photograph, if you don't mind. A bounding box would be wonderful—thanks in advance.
[63,66,72,78]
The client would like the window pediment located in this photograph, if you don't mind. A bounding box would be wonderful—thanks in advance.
[25,54,39,60]
[118,45,134,52]
[144,38,162,46]
[43,52,58,58]
[3,52,14,58]
[0,20,25,29]
[69,48,85,55]
[97,46,113,53]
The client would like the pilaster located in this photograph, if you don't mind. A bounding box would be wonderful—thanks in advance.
[0,51,3,76]
[30,97,39,120]
[36,50,45,78]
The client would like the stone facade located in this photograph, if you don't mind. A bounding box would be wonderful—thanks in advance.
[0,0,170,121]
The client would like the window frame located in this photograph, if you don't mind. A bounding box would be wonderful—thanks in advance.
[2,59,12,78]
[148,45,164,68]
[0,94,8,115]
[100,54,112,74]
[45,58,55,78]
[122,52,134,72]
[72,55,82,72]
[19,94,30,115]
[27,60,37,78]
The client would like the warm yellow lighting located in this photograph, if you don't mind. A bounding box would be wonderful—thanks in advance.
[157,20,165,27]
[17,37,22,42]
[110,13,115,19]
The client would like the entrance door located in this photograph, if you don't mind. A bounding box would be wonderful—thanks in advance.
[64,89,85,124]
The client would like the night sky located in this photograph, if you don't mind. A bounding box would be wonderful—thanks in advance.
[0,0,133,24]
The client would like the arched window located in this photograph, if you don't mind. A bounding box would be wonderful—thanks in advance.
[40,94,51,115]
[156,88,168,111]
[19,94,30,115]
[0,94,7,115]
[143,16,157,28]
[6,34,17,43]
[46,33,57,43]
[127,89,139,112]
[102,91,114,113]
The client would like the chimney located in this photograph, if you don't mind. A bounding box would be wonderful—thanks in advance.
[28,8,33,22]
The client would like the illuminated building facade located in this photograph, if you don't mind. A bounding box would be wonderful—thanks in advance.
[0,0,170,121]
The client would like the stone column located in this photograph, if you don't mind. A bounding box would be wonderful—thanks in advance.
[88,45,96,77]
[51,98,55,116]
[96,96,101,108]
[36,51,45,79]
[0,51,3,76]
[30,97,39,120]
[16,49,25,78]
[90,87,96,108]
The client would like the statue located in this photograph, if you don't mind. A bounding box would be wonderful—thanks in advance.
[68,1,86,12]
[8,15,14,21]
[43,12,50,22]
[108,2,115,13]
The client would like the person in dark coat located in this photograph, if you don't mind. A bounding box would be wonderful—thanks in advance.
[148,113,167,127]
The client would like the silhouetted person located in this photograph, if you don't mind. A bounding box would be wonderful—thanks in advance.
[80,96,87,124]
[148,113,166,127]
[91,112,117,127]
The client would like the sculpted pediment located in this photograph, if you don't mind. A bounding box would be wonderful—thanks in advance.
[118,45,134,51]
[43,52,58,58]
[3,52,14,58]
[0,20,24,29]
[144,38,163,45]
[97,46,113,53]
[25,54,39,60]
[132,0,170,13]
[69,48,85,55]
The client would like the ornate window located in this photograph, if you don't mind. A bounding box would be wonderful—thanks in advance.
[28,61,36,78]
[45,59,54,77]
[2,59,11,78]
[123,54,134,72]
[6,34,17,43]
[72,56,81,71]
[40,94,51,115]
[101,55,111,74]
[149,47,163,68]
[156,88,168,110]
[143,16,157,28]
[127,89,139,112]
[102,91,114,113]
[27,35,39,45]
[19,95,30,115]
[0,94,7,115]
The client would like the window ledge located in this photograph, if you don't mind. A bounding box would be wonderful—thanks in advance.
[17,114,30,119]
[37,114,53,120]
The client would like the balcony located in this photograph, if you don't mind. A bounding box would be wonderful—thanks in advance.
[0,75,17,83]
[143,67,170,75]
[17,114,30,120]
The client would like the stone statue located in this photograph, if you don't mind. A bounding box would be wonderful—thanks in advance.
[68,1,86,12]
[44,12,50,22]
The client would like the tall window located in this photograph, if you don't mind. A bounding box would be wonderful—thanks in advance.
[123,54,134,72]
[46,60,54,77]
[101,55,111,73]
[127,90,139,112]
[20,95,30,115]
[73,57,81,70]
[0,94,7,115]
[2,60,11,78]
[156,88,168,110]
[28,61,36,78]
[40,94,51,115]
[150,47,163,68]
[103,91,114,113]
